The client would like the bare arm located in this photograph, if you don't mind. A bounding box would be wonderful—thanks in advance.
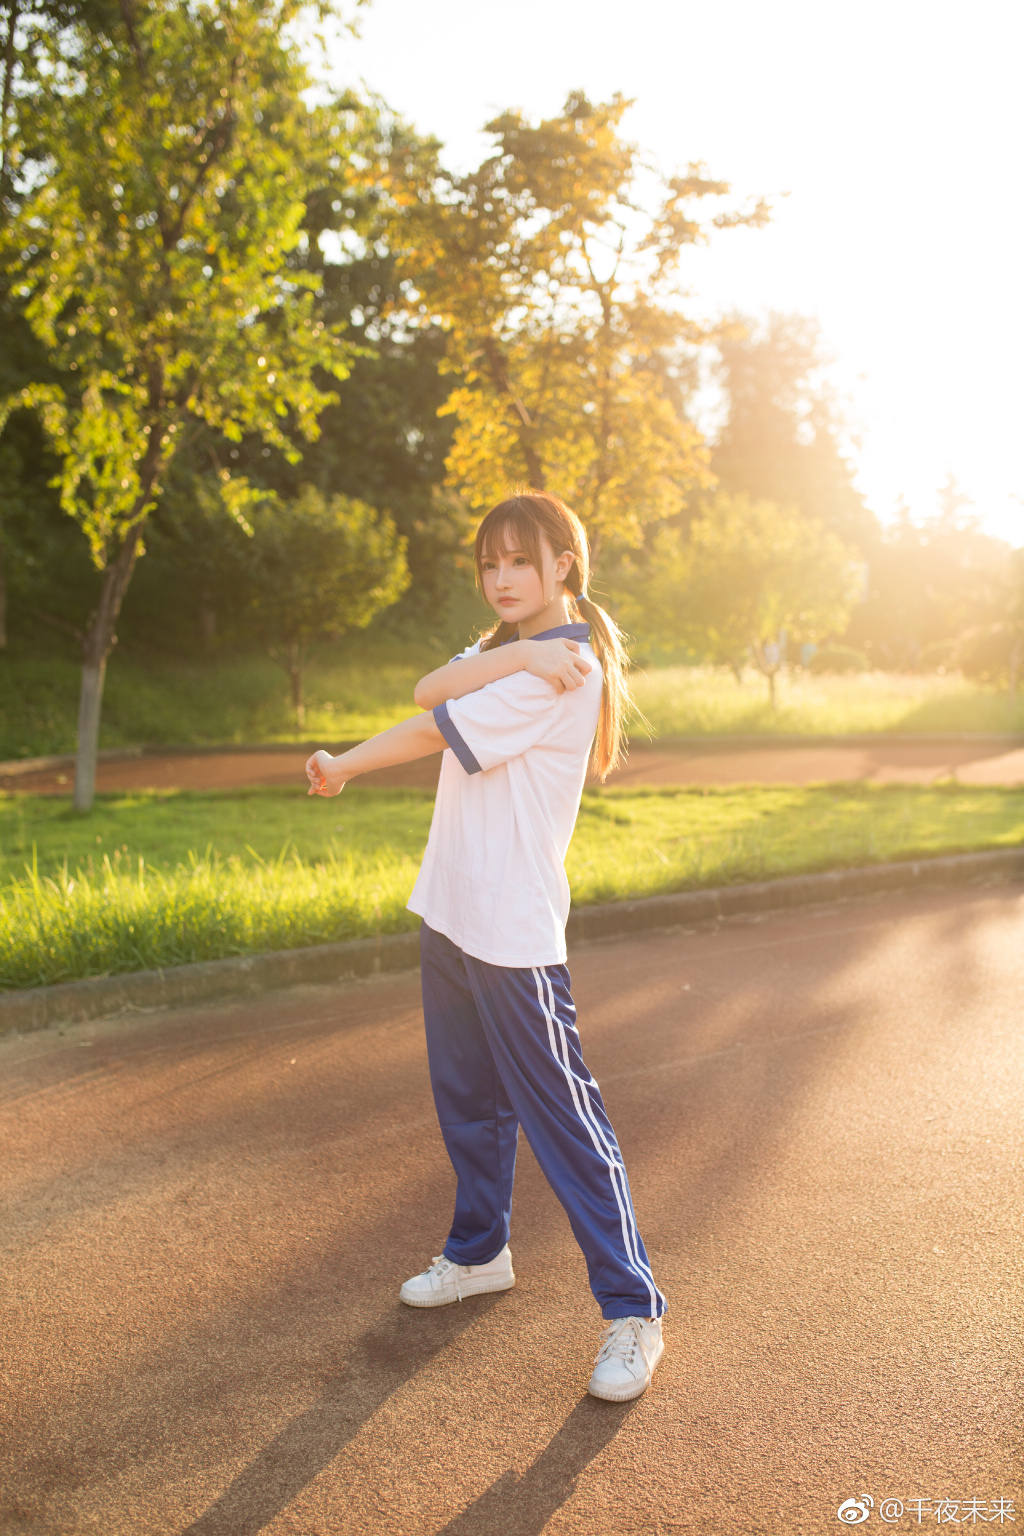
[306,712,445,797]
[413,637,590,710]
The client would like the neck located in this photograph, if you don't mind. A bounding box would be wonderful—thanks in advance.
[515,592,573,640]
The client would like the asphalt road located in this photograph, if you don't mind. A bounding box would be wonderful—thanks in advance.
[1,884,1021,1535]
[5,736,1024,795]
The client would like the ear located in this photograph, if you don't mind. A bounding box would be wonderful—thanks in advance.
[553,549,575,584]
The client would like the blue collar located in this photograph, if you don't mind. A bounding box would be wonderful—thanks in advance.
[501,622,590,645]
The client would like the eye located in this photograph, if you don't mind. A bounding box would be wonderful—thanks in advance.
[513,556,528,566]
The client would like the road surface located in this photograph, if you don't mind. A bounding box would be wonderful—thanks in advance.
[4,736,1024,795]
[1,884,1021,1534]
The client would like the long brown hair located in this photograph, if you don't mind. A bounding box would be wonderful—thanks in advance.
[474,491,631,781]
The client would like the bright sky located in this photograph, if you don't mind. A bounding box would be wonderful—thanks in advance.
[329,0,1024,546]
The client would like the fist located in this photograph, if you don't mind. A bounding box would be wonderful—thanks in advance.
[306,749,344,797]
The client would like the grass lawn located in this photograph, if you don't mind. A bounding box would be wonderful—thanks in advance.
[631,666,1024,738]
[2,648,1023,763]
[2,782,1022,990]
[0,649,433,760]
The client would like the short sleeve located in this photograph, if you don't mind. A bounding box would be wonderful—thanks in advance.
[433,672,558,775]
[449,639,483,663]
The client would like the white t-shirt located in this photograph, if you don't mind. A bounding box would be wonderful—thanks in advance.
[406,622,601,968]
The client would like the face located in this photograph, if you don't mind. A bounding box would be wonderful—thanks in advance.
[480,535,574,626]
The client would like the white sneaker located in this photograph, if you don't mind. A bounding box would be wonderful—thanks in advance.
[587,1315,664,1401]
[399,1245,516,1308]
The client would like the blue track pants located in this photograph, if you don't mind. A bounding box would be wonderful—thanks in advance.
[420,923,666,1320]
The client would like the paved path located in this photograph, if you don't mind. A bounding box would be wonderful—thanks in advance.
[5,737,1024,795]
[1,885,1021,1535]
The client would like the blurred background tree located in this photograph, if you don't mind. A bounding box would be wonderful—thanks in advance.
[845,478,1014,673]
[245,485,409,727]
[711,312,875,552]
[617,491,861,704]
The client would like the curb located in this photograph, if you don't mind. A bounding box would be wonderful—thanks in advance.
[2,846,1022,1037]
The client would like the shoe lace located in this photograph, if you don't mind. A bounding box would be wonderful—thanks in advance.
[595,1317,643,1366]
[428,1254,463,1302]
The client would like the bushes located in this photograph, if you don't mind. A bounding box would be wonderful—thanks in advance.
[806,644,870,674]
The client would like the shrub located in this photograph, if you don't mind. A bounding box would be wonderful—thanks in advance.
[807,644,870,674]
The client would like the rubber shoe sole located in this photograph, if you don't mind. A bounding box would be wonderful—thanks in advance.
[399,1271,516,1308]
[587,1333,665,1402]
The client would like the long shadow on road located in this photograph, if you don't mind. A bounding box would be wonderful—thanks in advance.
[433,1397,636,1536]
[179,1298,509,1536]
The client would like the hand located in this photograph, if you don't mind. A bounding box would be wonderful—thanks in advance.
[521,638,592,694]
[306,749,347,797]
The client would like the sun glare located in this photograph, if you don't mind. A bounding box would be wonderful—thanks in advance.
[330,0,1024,546]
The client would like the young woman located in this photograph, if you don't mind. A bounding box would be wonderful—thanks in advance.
[306,491,666,1401]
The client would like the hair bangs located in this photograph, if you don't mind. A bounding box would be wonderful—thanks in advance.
[476,502,544,576]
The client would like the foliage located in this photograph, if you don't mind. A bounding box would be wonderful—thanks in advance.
[846,481,1020,674]
[245,486,409,723]
[618,491,860,701]
[259,182,464,634]
[0,0,367,804]
[138,113,463,655]
[806,643,870,674]
[955,546,1024,694]
[6,0,356,540]
[392,92,768,553]
[3,781,1023,988]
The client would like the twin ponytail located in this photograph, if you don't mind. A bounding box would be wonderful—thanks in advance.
[475,492,631,781]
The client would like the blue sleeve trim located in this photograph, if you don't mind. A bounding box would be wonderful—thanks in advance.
[433,702,483,775]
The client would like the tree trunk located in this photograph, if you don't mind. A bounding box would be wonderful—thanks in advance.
[73,523,145,812]
[481,337,545,489]
[520,439,545,491]
[0,518,7,650]
[0,0,20,205]
[1010,635,1022,704]
[198,590,217,648]
[74,653,106,810]
[750,637,778,708]
[288,639,304,730]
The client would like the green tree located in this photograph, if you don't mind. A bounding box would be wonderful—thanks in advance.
[956,544,1024,699]
[124,113,463,657]
[0,0,362,807]
[392,93,767,556]
[620,491,860,703]
[246,486,409,726]
[846,480,1013,670]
